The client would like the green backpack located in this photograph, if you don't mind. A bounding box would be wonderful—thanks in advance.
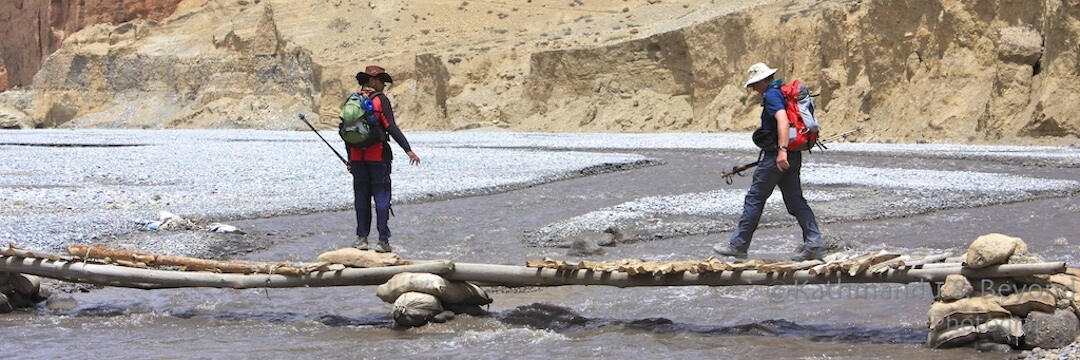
[338,92,383,147]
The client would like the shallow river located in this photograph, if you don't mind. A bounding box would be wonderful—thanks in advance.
[3,146,1078,359]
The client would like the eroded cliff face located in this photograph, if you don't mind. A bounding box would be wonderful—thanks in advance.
[508,0,1079,143]
[13,0,1080,144]
[30,1,319,129]
[0,0,183,92]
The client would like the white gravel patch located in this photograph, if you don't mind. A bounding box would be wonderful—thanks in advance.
[527,189,844,244]
[2,129,1077,253]
[0,130,653,251]
[414,131,1080,161]
[528,162,1080,246]
[804,164,1080,192]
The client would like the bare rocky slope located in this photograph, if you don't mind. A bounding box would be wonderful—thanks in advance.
[1,0,1078,145]
[0,0,183,91]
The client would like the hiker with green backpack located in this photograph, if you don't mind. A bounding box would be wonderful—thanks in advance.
[712,62,825,262]
[342,65,420,253]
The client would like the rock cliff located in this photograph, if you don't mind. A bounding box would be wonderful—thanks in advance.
[30,1,319,129]
[4,0,1079,144]
[506,0,1080,143]
[0,0,183,92]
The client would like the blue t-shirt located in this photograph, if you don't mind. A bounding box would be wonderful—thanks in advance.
[760,80,786,134]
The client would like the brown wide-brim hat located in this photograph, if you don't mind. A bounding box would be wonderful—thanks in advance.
[355,65,394,84]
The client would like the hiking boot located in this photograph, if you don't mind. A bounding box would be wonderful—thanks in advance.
[791,247,826,261]
[712,243,748,259]
[354,236,370,250]
[374,240,392,253]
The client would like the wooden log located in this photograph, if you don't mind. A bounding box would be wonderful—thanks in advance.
[67,244,313,276]
[915,263,965,269]
[757,261,789,273]
[0,255,1069,289]
[901,253,951,268]
[0,256,454,289]
[810,260,846,276]
[847,252,902,276]
[729,260,766,271]
[442,262,1068,287]
[2,245,66,261]
[944,256,966,263]
[869,255,910,274]
[775,260,824,273]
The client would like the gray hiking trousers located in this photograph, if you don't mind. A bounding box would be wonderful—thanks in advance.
[728,150,823,251]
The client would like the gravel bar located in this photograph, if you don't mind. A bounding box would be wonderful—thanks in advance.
[1,129,1077,254]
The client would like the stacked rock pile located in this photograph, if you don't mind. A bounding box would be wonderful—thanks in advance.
[317,248,492,327]
[928,233,1080,351]
[0,272,49,313]
[376,272,493,327]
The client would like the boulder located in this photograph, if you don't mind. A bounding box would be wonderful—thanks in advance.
[966,233,1026,269]
[997,26,1043,65]
[0,293,13,313]
[1022,310,1080,350]
[317,248,401,268]
[0,102,33,129]
[430,309,456,323]
[939,274,973,301]
[566,237,605,257]
[45,293,79,312]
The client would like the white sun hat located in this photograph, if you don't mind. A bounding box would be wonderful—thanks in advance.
[743,62,778,87]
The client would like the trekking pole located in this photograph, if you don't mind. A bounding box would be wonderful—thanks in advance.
[820,126,864,143]
[297,113,348,167]
[720,151,766,185]
[720,161,759,185]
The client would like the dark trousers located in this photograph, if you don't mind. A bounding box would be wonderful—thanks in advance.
[729,150,823,251]
[351,161,392,241]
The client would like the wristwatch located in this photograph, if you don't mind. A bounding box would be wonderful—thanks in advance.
[779,145,788,151]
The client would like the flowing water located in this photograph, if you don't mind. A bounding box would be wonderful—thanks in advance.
[3,148,1077,359]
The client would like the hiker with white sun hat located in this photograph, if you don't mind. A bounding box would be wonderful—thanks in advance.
[713,62,825,262]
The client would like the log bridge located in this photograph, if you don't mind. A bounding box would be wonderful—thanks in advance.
[0,244,1067,291]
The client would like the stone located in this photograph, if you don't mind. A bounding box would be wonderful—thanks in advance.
[973,339,1015,352]
[317,248,401,268]
[566,237,604,257]
[1022,310,1080,350]
[0,102,33,129]
[940,274,973,301]
[0,293,13,313]
[560,224,624,249]
[45,293,79,312]
[430,310,456,323]
[997,26,1043,65]
[966,233,1026,269]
